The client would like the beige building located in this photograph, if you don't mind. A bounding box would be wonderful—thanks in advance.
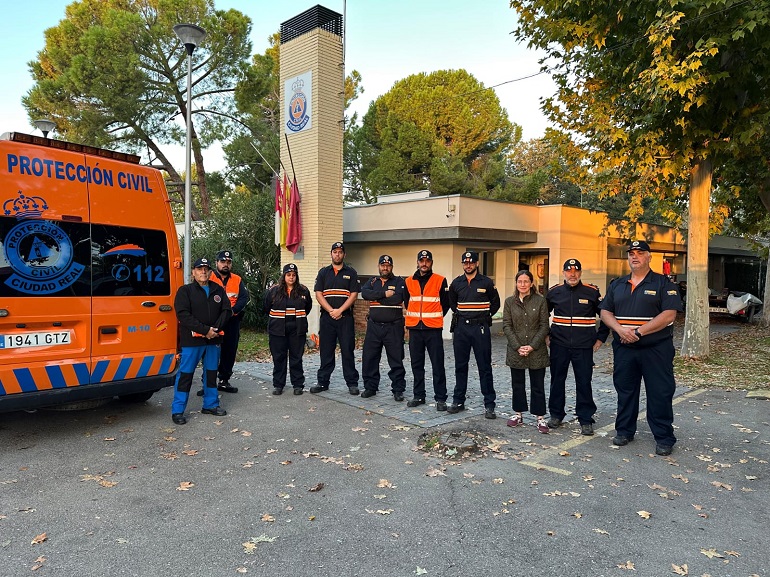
[342,191,765,305]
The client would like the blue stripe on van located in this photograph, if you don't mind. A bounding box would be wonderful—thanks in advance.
[0,378,6,395]
[113,358,133,381]
[136,356,154,378]
[74,363,90,385]
[14,368,37,393]
[45,365,67,389]
[159,353,174,375]
[91,360,109,384]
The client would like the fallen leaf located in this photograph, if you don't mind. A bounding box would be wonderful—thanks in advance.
[236,568,248,573]
[415,568,428,575]
[710,481,732,491]
[99,480,118,488]
[176,481,194,491]
[572,512,583,519]
[182,449,198,456]
[280,460,292,465]
[31,533,47,545]
[377,479,394,489]
[492,478,504,484]
[376,509,393,515]
[546,530,555,536]
[559,450,570,456]
[351,427,369,432]
[261,514,275,522]
[617,560,635,570]
[425,467,446,477]
[308,516,316,521]
[241,431,252,437]
[671,563,688,575]
[700,548,724,559]
[593,528,609,536]
[724,550,740,557]
[637,510,651,519]
[103,437,115,442]
[309,483,325,492]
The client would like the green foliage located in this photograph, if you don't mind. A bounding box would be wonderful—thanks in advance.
[24,0,253,218]
[190,185,280,329]
[510,0,770,226]
[347,69,520,201]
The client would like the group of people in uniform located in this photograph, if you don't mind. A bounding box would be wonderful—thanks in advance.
[172,239,682,457]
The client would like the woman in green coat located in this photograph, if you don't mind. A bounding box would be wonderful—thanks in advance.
[502,270,550,433]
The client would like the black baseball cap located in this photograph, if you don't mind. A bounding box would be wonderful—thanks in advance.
[331,242,345,252]
[417,249,433,261]
[216,250,233,261]
[627,240,651,252]
[563,258,581,271]
[462,251,479,263]
[193,257,210,269]
[379,255,393,265]
[283,263,298,274]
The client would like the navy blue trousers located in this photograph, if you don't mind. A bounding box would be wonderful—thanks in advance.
[317,314,359,388]
[451,320,495,409]
[408,328,447,402]
[548,342,596,424]
[269,325,306,389]
[612,339,677,446]
[362,320,406,393]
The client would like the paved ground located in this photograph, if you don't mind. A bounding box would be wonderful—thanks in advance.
[1,318,767,576]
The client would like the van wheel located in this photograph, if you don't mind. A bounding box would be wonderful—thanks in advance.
[45,398,111,411]
[119,391,155,403]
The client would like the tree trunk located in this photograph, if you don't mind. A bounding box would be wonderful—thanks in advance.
[681,158,712,358]
[762,257,770,327]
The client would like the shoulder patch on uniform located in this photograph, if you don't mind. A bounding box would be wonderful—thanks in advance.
[585,283,600,291]
[549,283,560,291]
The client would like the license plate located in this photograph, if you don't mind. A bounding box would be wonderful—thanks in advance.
[0,331,72,349]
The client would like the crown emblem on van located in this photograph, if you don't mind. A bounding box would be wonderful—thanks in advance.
[3,190,48,219]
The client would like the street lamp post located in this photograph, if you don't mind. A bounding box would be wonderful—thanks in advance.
[173,23,206,280]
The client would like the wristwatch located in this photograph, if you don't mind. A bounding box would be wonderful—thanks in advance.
[634,328,642,338]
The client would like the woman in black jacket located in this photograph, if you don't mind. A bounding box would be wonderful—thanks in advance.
[264,263,313,395]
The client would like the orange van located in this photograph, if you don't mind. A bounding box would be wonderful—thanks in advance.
[0,132,183,412]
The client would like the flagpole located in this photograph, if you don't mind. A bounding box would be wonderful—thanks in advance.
[284,133,299,189]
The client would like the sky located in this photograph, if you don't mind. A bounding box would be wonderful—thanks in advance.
[0,0,555,172]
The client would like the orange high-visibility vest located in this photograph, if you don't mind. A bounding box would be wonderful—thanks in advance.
[405,273,445,329]
[211,272,243,309]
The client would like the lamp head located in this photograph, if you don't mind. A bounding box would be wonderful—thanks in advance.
[34,119,56,138]
[173,23,206,55]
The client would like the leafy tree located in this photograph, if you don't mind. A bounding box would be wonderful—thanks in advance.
[348,70,519,201]
[190,186,279,329]
[511,0,770,358]
[24,0,252,219]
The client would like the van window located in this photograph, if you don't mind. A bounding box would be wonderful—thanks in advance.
[91,225,171,297]
[0,216,91,298]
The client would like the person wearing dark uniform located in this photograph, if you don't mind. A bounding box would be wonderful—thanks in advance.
[448,251,500,418]
[360,255,407,401]
[196,250,249,397]
[600,240,682,456]
[404,249,451,410]
[171,257,232,425]
[264,263,312,395]
[546,258,609,436]
[311,242,360,395]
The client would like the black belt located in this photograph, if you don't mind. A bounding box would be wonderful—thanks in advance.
[368,318,403,326]
[459,317,489,325]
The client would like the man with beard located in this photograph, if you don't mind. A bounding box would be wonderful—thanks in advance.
[360,255,407,401]
[448,251,500,418]
[196,250,249,396]
[311,242,360,395]
[600,240,682,456]
[404,249,451,410]
[546,258,608,435]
